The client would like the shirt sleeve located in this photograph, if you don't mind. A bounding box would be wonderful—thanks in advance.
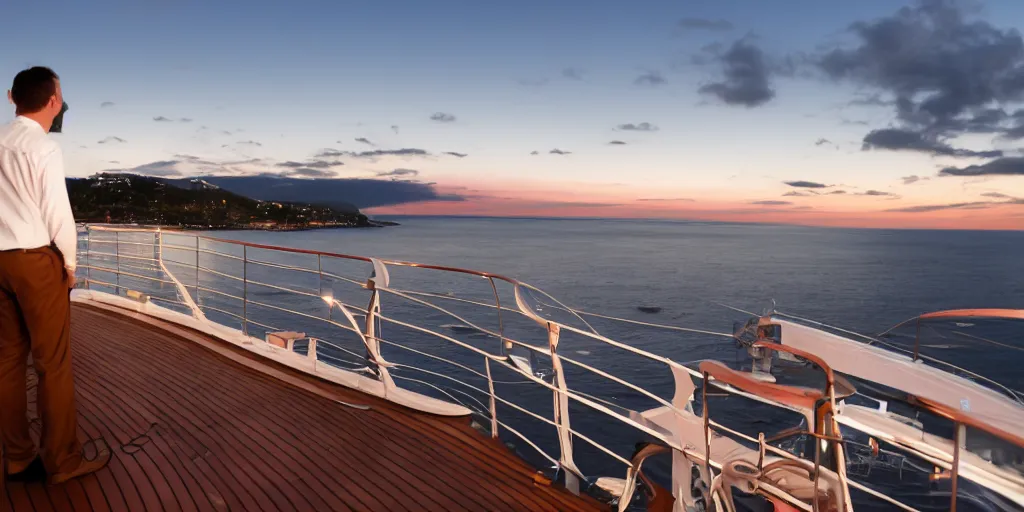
[38,145,77,270]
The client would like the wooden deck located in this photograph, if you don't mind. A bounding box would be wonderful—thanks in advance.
[3,303,605,511]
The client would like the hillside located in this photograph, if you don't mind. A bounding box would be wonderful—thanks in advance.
[67,173,379,229]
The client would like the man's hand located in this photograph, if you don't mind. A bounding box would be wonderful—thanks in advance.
[66,267,77,290]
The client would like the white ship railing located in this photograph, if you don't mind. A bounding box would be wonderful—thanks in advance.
[76,224,736,508]
[72,224,1022,512]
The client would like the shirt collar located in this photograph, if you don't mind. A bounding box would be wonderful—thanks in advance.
[15,115,45,133]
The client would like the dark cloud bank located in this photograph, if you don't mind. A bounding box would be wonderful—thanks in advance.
[699,40,776,107]
[697,1,1024,178]
[193,175,463,210]
[819,0,1024,170]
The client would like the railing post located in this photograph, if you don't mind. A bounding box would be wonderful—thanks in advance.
[951,422,963,512]
[913,317,921,362]
[242,246,248,336]
[666,364,698,512]
[547,322,581,494]
[154,230,162,267]
[485,358,499,439]
[363,259,395,391]
[308,338,318,361]
[194,237,200,302]
[488,277,511,356]
[115,231,120,292]
[319,254,330,321]
[85,226,91,289]
[363,288,395,390]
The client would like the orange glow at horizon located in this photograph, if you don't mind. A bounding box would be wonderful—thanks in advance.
[367,182,1024,230]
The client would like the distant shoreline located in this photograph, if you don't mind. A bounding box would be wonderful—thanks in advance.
[76,219,400,231]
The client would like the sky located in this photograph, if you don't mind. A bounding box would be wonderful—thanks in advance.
[4,0,1024,229]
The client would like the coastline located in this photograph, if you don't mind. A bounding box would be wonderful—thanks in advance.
[76,219,400,232]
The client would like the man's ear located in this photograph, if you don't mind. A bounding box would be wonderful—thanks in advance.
[6,90,12,105]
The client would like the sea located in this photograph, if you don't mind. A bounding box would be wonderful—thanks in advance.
[186,216,1024,509]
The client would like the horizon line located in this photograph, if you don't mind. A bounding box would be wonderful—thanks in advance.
[366,212,1024,233]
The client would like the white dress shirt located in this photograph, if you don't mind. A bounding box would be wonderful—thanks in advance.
[0,116,77,270]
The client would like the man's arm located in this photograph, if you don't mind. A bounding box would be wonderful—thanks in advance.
[38,145,77,273]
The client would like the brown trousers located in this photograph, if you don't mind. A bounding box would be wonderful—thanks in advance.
[0,246,82,475]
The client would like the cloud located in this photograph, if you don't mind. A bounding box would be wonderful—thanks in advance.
[887,201,995,213]
[238,140,263,147]
[901,175,928,185]
[355,137,374,145]
[530,151,540,155]
[351,148,429,158]
[98,136,126,144]
[783,191,812,197]
[818,0,1024,142]
[153,115,193,123]
[698,40,776,107]
[314,148,430,159]
[281,167,336,178]
[815,138,832,146]
[608,140,627,145]
[938,157,1024,176]
[634,71,667,86]
[317,149,345,157]
[859,189,894,196]
[391,125,400,134]
[1002,117,1024,140]
[100,101,115,108]
[677,18,734,32]
[103,160,183,177]
[827,190,848,195]
[784,180,828,188]
[751,200,793,205]
[196,175,464,209]
[616,122,659,132]
[443,152,468,158]
[172,154,215,165]
[848,94,891,107]
[549,149,572,155]
[377,168,419,178]
[862,129,1002,158]
[430,112,457,123]
[636,197,695,202]
[276,160,344,169]
[982,192,1014,199]
[562,67,585,80]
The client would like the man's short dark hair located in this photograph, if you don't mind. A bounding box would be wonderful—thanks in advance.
[11,67,59,114]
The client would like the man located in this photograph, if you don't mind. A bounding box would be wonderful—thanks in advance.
[0,67,110,484]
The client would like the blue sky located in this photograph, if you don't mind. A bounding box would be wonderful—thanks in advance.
[4,0,1024,228]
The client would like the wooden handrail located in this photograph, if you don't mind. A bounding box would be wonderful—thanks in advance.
[918,309,1024,321]
[699,361,825,412]
[909,394,1024,449]
[86,225,525,286]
